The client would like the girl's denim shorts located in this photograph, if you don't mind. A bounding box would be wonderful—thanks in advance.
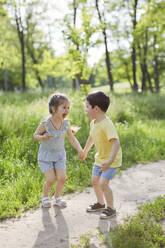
[38,159,66,173]
[92,164,117,180]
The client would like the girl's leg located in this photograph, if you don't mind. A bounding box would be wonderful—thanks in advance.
[43,169,56,197]
[54,169,66,198]
[99,177,114,208]
[92,175,104,205]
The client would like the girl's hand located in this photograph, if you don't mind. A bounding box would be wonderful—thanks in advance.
[71,126,80,134]
[42,132,50,141]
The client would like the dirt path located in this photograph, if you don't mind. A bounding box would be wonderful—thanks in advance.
[0,161,165,248]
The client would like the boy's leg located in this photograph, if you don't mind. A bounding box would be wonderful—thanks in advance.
[99,177,114,209]
[87,165,106,212]
[92,175,104,205]
[86,174,105,212]
[99,168,117,218]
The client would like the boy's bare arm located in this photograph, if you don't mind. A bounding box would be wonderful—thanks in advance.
[33,123,50,141]
[100,138,120,171]
[67,127,83,154]
[81,135,94,161]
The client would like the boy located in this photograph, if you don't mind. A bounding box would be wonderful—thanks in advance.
[80,91,122,219]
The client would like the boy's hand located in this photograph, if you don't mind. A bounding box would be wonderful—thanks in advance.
[100,161,111,171]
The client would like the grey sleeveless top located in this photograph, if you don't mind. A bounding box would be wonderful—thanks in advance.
[38,118,69,162]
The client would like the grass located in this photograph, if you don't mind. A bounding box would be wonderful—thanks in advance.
[0,88,165,218]
[103,195,165,248]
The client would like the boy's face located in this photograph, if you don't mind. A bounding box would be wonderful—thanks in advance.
[85,100,96,119]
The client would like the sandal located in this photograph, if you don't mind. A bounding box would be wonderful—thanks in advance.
[100,207,116,219]
[87,202,105,212]
[52,197,67,207]
[42,196,51,208]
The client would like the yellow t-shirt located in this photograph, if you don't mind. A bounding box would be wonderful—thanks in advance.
[90,116,122,168]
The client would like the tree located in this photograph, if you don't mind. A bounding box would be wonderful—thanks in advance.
[95,0,114,91]
[63,0,97,89]
[25,1,49,89]
[13,0,26,91]
[0,5,23,90]
[135,0,165,92]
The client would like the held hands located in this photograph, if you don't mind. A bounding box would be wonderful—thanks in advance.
[78,149,87,161]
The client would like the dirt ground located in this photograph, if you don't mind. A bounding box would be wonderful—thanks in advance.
[0,160,165,248]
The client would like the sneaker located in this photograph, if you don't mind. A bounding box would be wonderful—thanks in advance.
[87,202,105,212]
[100,207,116,219]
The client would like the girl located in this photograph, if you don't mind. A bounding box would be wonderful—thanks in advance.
[34,93,83,208]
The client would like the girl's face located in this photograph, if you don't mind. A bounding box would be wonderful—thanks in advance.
[54,100,70,119]
[85,100,96,120]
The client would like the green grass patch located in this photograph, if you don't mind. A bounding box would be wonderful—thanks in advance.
[103,195,165,248]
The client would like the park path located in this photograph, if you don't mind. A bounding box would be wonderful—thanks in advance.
[0,160,165,248]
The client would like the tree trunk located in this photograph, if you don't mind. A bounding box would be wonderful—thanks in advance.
[104,30,114,91]
[4,68,8,91]
[138,29,154,92]
[21,35,26,91]
[72,0,80,90]
[146,68,153,93]
[153,35,160,92]
[26,42,44,88]
[73,0,78,90]
[124,61,133,89]
[95,0,114,91]
[73,78,76,90]
[15,6,26,91]
[140,64,147,91]
[131,0,138,91]
[35,70,44,88]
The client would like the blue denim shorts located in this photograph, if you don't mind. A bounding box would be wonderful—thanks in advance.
[38,159,66,173]
[92,165,117,180]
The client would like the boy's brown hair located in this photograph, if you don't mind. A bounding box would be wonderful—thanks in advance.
[86,91,110,112]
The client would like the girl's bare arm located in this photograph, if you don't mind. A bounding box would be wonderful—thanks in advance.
[67,127,82,153]
[33,123,50,141]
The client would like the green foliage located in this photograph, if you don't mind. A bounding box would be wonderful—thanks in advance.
[0,14,22,90]
[0,90,165,218]
[0,0,165,91]
[104,196,165,248]
[63,3,97,83]
[71,232,92,248]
